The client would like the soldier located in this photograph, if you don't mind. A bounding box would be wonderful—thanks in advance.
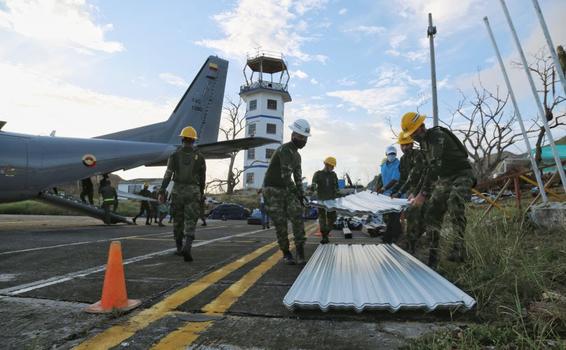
[80,177,94,205]
[133,183,152,225]
[99,181,118,225]
[401,112,476,269]
[311,157,339,244]
[391,132,426,253]
[150,186,160,224]
[263,119,311,265]
[159,126,206,262]
[558,45,566,75]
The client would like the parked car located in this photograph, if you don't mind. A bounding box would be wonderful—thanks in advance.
[247,208,263,225]
[303,207,318,220]
[208,203,250,220]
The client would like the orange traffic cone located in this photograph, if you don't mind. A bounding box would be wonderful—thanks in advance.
[85,241,141,313]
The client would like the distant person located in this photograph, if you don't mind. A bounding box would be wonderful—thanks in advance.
[375,146,401,244]
[558,45,566,75]
[99,182,118,225]
[99,173,110,188]
[150,186,160,224]
[133,182,152,225]
[80,177,94,205]
[200,196,208,226]
[263,119,311,265]
[258,189,270,229]
[311,157,339,244]
[159,126,206,262]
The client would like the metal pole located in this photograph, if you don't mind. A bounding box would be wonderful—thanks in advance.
[483,17,548,203]
[531,0,566,97]
[499,0,566,194]
[427,13,439,127]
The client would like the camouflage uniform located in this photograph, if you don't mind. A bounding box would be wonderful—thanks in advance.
[263,142,305,253]
[391,148,426,252]
[312,169,339,239]
[99,184,117,225]
[414,126,476,267]
[160,145,206,255]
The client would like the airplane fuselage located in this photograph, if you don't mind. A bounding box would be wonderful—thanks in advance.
[0,131,176,203]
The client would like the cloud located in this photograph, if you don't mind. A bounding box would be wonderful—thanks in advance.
[0,62,172,138]
[337,77,356,86]
[344,25,386,35]
[290,69,309,79]
[310,78,319,85]
[195,0,327,62]
[394,0,487,31]
[0,0,124,53]
[159,72,188,87]
[327,86,408,116]
[389,34,406,49]
[338,8,347,15]
[285,103,392,184]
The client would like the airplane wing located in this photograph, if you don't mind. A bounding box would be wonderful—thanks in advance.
[117,191,158,202]
[145,137,279,165]
[198,137,280,159]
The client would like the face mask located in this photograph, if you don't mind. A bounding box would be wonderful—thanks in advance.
[292,137,307,149]
[412,132,424,142]
[387,154,396,162]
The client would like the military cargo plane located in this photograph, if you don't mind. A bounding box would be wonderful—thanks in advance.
[0,56,272,221]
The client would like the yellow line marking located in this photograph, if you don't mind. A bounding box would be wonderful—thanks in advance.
[75,222,315,350]
[74,241,278,350]
[150,245,288,349]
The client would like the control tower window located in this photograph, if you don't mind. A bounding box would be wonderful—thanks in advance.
[266,123,276,134]
[249,99,257,111]
[266,148,275,159]
[248,123,256,137]
[246,172,254,185]
[248,148,255,160]
[267,99,277,110]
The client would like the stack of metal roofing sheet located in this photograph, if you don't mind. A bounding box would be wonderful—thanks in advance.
[283,244,476,312]
[310,190,408,216]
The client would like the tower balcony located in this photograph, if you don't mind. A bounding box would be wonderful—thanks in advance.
[239,81,291,102]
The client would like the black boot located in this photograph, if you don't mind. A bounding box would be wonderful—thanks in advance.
[182,242,193,262]
[282,250,296,265]
[175,238,183,256]
[320,235,329,244]
[296,245,306,265]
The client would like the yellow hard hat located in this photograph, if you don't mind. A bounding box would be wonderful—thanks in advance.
[398,131,414,145]
[179,126,198,139]
[401,112,426,136]
[324,156,337,167]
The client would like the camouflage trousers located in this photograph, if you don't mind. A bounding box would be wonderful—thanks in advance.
[424,172,475,263]
[317,208,336,237]
[263,186,306,252]
[405,204,426,253]
[171,184,202,244]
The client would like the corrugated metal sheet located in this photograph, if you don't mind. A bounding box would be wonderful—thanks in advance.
[283,244,476,313]
[311,190,408,216]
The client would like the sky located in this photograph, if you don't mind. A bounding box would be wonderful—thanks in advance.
[0,0,565,188]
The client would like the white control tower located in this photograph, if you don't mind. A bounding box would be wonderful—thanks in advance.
[240,52,291,189]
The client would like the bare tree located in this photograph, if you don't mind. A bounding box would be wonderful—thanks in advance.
[516,48,566,164]
[211,97,246,194]
[450,84,523,181]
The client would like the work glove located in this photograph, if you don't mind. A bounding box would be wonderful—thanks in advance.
[299,195,309,207]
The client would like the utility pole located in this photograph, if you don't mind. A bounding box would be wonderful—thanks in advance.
[427,13,439,127]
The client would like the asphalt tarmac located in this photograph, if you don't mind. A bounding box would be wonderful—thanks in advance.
[0,215,459,349]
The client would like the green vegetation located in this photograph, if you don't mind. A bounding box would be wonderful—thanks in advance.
[407,208,566,349]
[0,199,141,217]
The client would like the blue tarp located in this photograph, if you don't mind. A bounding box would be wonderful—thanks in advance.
[532,145,566,173]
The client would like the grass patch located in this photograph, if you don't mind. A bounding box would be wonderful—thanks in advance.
[407,208,566,349]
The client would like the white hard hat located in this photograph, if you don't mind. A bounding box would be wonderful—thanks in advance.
[385,145,397,155]
[288,119,311,137]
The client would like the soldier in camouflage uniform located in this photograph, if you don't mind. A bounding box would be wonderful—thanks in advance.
[159,126,206,262]
[263,119,311,265]
[390,132,426,253]
[311,156,339,244]
[401,112,476,269]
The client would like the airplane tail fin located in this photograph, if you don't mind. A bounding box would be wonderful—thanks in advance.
[97,56,228,145]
